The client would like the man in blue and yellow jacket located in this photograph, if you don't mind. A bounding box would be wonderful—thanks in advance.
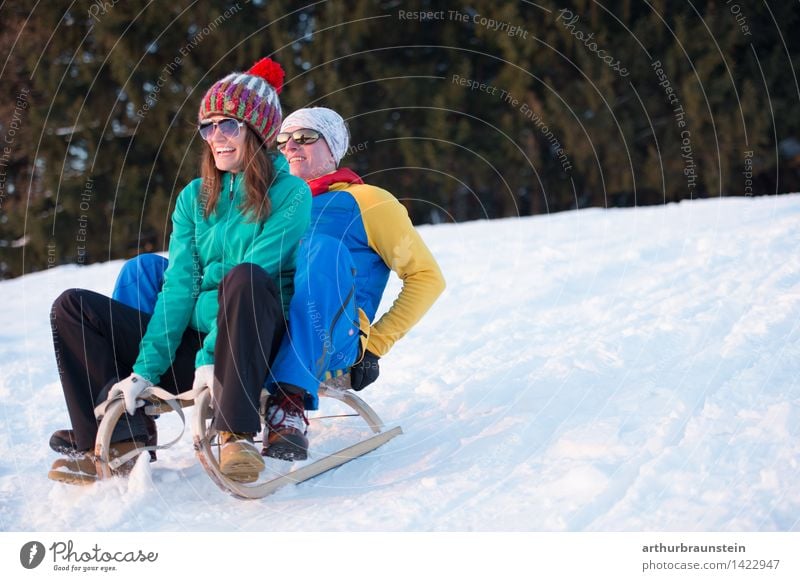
[113,107,445,461]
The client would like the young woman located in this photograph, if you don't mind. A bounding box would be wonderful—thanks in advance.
[48,58,311,485]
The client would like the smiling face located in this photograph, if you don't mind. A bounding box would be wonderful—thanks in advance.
[280,125,337,181]
[203,115,247,173]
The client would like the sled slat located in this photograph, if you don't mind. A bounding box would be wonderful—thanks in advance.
[204,426,403,500]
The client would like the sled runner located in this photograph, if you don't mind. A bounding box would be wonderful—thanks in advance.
[92,378,402,499]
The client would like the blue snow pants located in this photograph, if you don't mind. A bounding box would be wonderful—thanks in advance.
[112,235,361,410]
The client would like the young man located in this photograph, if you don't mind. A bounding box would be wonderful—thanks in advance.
[261,107,445,460]
[109,107,445,466]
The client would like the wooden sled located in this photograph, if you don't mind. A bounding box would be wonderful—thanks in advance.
[93,378,402,500]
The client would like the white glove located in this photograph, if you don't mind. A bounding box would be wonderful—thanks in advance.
[192,365,215,397]
[108,373,153,416]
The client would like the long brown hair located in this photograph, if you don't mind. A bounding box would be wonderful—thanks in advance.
[199,127,275,221]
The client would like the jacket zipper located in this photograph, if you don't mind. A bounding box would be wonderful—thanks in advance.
[329,280,356,340]
[228,174,234,201]
[315,273,357,378]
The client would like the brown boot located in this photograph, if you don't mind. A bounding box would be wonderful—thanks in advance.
[50,415,158,460]
[218,432,265,483]
[47,440,147,485]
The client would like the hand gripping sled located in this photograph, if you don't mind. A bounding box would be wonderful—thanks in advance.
[93,380,402,499]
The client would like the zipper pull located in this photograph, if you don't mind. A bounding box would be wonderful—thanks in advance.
[229,174,234,200]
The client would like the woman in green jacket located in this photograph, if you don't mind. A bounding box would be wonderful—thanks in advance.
[47,58,311,485]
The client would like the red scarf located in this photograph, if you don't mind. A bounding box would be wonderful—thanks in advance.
[307,168,364,197]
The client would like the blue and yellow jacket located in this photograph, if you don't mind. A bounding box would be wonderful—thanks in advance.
[307,170,445,357]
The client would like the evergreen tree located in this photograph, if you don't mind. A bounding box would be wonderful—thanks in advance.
[0,0,797,277]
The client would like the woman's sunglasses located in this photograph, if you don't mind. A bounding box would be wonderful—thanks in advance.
[198,118,245,141]
[276,129,321,149]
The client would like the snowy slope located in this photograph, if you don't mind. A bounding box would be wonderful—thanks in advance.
[1,194,798,532]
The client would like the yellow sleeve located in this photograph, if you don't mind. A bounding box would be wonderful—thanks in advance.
[350,185,446,357]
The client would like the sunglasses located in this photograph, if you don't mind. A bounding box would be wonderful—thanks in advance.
[198,118,245,141]
[276,129,322,149]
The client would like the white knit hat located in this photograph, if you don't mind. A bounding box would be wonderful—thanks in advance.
[281,107,350,165]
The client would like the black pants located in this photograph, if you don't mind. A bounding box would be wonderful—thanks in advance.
[51,263,285,451]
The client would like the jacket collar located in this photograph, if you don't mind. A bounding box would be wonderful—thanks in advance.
[307,168,364,197]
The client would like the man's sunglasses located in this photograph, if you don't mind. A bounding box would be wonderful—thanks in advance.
[276,129,322,149]
[198,118,245,141]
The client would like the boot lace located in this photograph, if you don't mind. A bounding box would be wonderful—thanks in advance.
[266,393,309,434]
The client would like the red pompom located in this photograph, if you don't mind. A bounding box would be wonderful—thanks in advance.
[248,57,284,94]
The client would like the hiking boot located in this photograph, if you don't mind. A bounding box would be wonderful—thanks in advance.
[48,429,79,455]
[47,439,147,485]
[219,432,265,483]
[262,392,309,461]
[49,415,158,461]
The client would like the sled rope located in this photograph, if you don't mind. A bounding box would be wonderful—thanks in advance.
[94,386,204,470]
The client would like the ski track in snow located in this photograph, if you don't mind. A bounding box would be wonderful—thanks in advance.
[1,195,799,531]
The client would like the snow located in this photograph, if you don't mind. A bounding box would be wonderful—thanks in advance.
[1,194,799,532]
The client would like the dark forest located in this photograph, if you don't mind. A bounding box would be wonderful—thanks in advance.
[1,0,797,277]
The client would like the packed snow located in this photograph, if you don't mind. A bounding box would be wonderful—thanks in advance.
[1,194,798,531]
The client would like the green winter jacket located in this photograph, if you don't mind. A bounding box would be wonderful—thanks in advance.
[132,154,311,384]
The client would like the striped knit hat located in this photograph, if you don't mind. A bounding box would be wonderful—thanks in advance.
[198,57,285,144]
